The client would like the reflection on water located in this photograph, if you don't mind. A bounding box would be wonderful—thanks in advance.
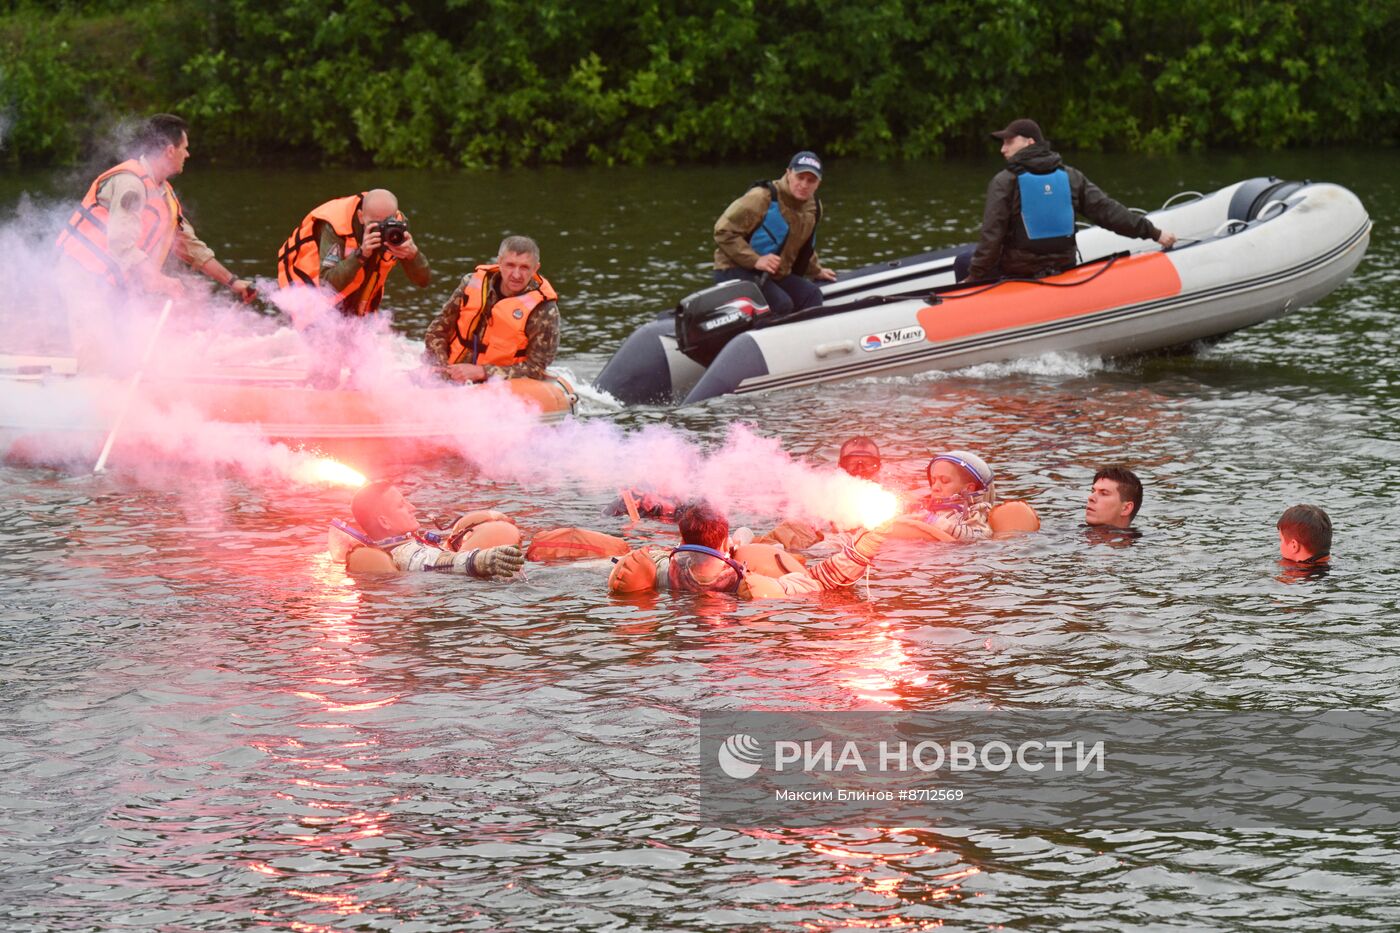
[3,151,1400,928]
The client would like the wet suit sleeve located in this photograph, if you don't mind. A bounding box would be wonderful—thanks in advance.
[388,539,500,575]
[924,503,992,542]
[967,171,1015,281]
[794,529,886,591]
[424,275,470,365]
[713,187,772,269]
[483,301,560,380]
[1075,171,1161,241]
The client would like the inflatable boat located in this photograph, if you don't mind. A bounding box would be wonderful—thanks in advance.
[595,178,1371,406]
[0,356,577,471]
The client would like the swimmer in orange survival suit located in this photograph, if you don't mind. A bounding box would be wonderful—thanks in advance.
[335,481,525,576]
[608,500,890,600]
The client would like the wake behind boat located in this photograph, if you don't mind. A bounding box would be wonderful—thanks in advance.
[595,177,1371,406]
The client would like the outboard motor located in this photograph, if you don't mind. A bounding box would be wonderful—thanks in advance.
[674,280,770,366]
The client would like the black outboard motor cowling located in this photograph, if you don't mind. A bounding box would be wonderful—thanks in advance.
[674,280,770,366]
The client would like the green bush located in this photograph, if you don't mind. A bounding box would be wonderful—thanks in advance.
[2,0,1398,168]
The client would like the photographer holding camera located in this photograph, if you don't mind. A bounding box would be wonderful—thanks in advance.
[277,188,430,316]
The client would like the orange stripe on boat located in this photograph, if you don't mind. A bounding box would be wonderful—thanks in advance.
[917,252,1182,343]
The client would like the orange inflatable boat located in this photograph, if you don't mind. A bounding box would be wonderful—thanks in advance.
[0,355,576,471]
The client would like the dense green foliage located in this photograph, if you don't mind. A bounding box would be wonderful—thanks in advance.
[2,0,1398,167]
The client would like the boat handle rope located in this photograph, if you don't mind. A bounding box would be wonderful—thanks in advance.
[927,252,1128,303]
[1162,190,1205,209]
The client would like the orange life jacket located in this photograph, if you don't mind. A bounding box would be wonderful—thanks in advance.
[446,264,557,366]
[55,159,182,288]
[277,193,400,315]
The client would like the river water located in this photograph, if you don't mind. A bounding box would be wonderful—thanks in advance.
[1,150,1398,930]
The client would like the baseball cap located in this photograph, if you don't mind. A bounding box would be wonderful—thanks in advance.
[787,151,823,178]
[990,118,1044,143]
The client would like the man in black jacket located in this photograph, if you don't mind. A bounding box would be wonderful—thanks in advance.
[962,118,1176,282]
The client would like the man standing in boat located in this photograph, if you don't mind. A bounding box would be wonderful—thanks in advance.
[962,119,1177,282]
[56,113,256,303]
[712,151,838,316]
[277,188,431,316]
[422,235,560,382]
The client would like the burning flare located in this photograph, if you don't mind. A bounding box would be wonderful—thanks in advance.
[294,457,367,488]
[846,482,900,530]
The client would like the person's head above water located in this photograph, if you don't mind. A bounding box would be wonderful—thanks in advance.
[926,450,993,501]
[1278,504,1332,563]
[838,436,881,479]
[352,481,420,540]
[1086,465,1143,528]
[676,500,729,551]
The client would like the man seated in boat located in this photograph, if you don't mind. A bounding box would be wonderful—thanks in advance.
[1085,465,1143,531]
[56,113,256,304]
[712,151,838,316]
[338,481,525,576]
[961,118,1177,283]
[1277,504,1332,569]
[277,188,431,317]
[423,235,560,383]
[608,500,889,600]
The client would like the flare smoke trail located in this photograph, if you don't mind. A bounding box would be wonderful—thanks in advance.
[2,187,890,527]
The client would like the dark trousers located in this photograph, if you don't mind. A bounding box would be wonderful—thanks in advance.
[714,268,824,315]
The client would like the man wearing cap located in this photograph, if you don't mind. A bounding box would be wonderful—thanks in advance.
[712,151,837,316]
[962,119,1177,283]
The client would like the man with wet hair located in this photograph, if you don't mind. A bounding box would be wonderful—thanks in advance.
[962,118,1177,282]
[57,113,256,303]
[278,187,431,316]
[1277,504,1332,565]
[1085,465,1143,529]
[342,481,525,576]
[713,150,838,316]
[423,234,561,382]
[608,498,890,599]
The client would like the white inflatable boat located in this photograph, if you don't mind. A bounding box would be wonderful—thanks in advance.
[594,177,1371,406]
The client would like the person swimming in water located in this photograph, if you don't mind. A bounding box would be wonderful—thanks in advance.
[337,481,525,576]
[608,500,889,599]
[891,450,996,542]
[1277,504,1331,568]
[760,436,885,552]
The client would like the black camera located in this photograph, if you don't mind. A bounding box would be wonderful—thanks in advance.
[376,218,409,247]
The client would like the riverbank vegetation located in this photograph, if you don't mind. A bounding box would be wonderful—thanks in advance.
[2,0,1397,168]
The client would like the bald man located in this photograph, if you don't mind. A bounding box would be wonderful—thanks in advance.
[278,188,431,316]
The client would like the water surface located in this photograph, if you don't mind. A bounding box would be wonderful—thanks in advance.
[1,150,1398,930]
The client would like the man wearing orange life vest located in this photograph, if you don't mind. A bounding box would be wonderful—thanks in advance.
[422,235,560,382]
[56,114,255,302]
[277,188,431,316]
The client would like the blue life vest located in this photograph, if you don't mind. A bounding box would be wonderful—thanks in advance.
[667,544,746,594]
[744,181,821,276]
[1015,168,1076,253]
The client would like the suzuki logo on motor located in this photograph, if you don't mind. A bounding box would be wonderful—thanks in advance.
[860,327,925,352]
[701,311,745,331]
